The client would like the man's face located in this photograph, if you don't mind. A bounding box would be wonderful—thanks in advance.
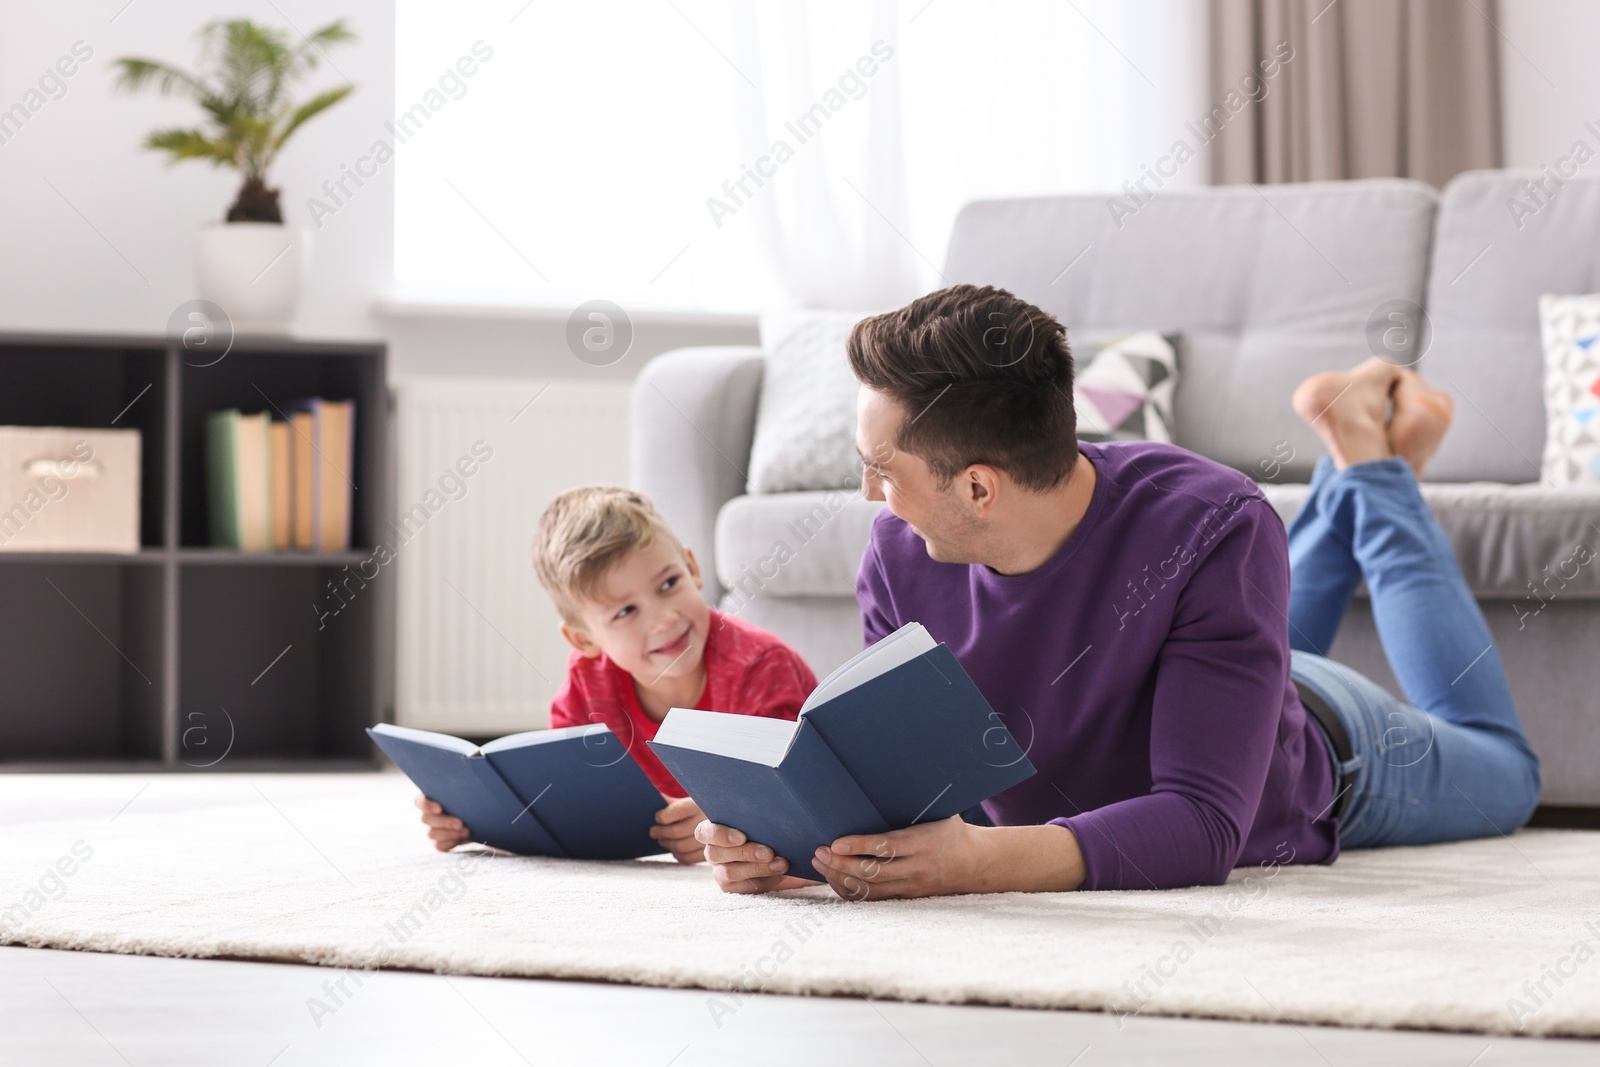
[855,385,985,564]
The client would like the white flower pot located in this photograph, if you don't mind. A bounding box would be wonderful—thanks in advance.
[192,222,312,334]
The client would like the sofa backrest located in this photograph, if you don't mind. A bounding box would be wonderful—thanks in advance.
[1424,171,1600,483]
[942,180,1437,482]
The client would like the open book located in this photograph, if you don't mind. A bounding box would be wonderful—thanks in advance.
[647,623,1035,880]
[368,723,665,860]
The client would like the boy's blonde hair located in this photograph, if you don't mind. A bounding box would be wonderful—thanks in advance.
[533,485,685,622]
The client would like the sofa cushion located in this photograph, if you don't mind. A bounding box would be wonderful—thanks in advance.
[1424,172,1600,483]
[941,180,1438,482]
[714,491,886,601]
[717,481,1600,604]
[1259,481,1600,601]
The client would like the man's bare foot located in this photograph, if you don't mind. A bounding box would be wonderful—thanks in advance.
[1291,357,1399,469]
[1389,369,1453,478]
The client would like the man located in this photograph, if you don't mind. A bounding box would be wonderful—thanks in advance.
[696,284,1541,897]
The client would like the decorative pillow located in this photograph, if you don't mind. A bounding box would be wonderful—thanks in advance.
[746,309,875,494]
[1539,293,1600,485]
[1072,332,1180,443]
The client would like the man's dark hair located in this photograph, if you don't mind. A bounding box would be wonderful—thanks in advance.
[847,284,1077,491]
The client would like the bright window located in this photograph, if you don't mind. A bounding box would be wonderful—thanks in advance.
[394,0,1206,313]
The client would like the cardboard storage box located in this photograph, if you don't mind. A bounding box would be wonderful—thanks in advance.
[0,427,141,552]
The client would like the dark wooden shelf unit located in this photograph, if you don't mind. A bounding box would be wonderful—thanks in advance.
[0,333,392,770]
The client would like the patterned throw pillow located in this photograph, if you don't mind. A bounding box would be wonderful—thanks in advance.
[1072,332,1181,443]
[1539,294,1600,486]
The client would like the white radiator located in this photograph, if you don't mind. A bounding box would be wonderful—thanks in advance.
[394,377,633,735]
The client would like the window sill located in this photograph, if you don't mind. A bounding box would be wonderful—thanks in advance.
[373,295,758,330]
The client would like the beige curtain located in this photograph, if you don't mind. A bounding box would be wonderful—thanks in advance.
[1210,0,1502,187]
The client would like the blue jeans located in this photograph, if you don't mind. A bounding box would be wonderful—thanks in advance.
[1285,457,1541,849]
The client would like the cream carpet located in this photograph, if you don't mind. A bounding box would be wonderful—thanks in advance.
[2,773,1597,1038]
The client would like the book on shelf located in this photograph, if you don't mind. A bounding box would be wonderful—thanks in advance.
[205,410,272,551]
[290,399,354,551]
[203,399,354,552]
[269,420,291,551]
[647,622,1035,881]
[367,723,666,859]
[290,411,314,549]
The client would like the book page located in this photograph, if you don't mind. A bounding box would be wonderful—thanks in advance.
[800,622,935,714]
[369,722,481,756]
[480,724,612,753]
[651,708,799,766]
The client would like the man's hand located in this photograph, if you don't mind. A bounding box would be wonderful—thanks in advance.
[814,817,1087,900]
[414,792,470,852]
[811,815,982,899]
[650,796,713,864]
[695,816,1086,898]
[695,820,819,893]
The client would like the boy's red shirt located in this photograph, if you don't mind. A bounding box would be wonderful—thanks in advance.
[547,608,817,796]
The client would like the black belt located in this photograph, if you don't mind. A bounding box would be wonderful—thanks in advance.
[1295,679,1355,823]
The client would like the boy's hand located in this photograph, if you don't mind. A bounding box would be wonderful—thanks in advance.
[414,792,471,851]
[651,796,710,864]
[695,819,819,893]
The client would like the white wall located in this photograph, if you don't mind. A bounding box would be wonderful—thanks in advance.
[0,0,395,340]
[1499,0,1600,169]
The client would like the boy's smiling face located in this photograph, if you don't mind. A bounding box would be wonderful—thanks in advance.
[560,539,711,689]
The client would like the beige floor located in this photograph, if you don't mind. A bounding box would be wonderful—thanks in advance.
[3,943,1596,1066]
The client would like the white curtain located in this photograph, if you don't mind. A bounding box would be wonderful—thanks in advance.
[393,0,1208,313]
[724,1,917,310]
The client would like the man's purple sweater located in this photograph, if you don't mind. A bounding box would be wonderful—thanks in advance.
[856,440,1339,889]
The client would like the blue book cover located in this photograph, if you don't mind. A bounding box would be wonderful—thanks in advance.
[368,723,666,860]
[647,623,1035,880]
[650,719,889,880]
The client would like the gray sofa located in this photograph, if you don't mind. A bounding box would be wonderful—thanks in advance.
[631,172,1600,807]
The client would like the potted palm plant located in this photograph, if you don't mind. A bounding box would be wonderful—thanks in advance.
[115,19,357,333]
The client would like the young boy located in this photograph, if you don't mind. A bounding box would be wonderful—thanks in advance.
[415,485,817,863]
